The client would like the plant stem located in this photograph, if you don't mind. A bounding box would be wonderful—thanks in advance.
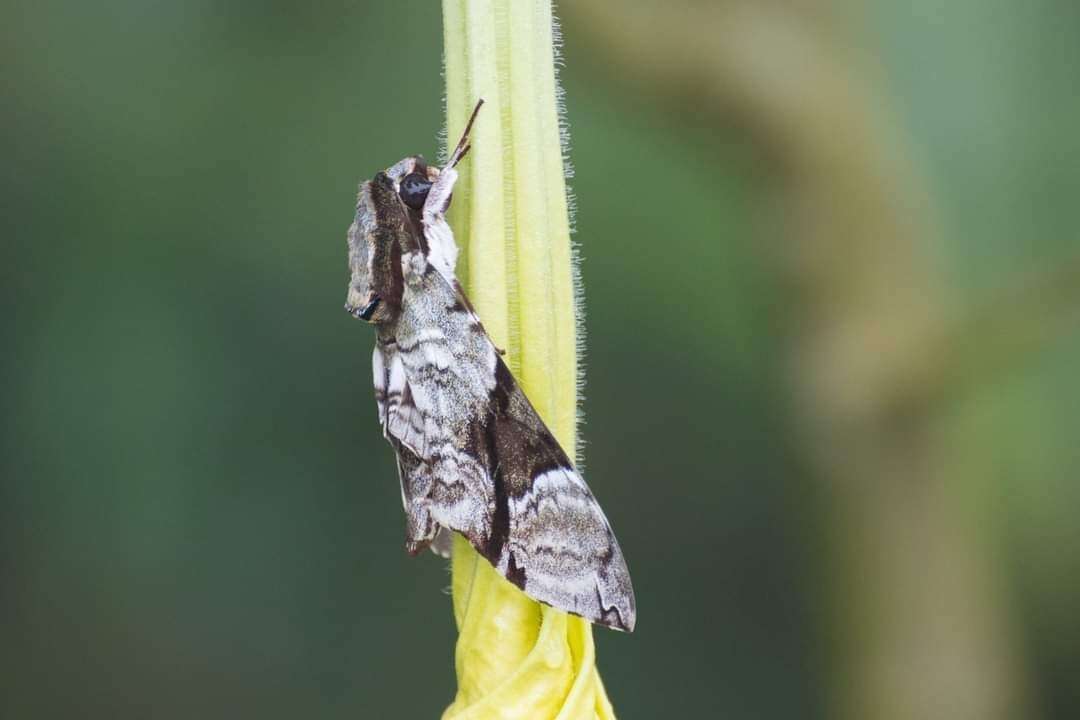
[441,1,615,717]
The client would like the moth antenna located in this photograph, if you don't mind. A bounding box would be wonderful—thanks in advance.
[447,98,484,169]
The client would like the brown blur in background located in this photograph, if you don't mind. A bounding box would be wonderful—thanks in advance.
[3,1,1078,718]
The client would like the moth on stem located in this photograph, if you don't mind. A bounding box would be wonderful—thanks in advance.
[345,95,632,633]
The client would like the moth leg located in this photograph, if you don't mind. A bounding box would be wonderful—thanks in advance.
[424,165,457,218]
[420,169,461,282]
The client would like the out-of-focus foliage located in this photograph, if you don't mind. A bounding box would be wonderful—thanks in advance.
[2,1,1077,719]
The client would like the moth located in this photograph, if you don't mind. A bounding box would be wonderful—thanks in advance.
[344,101,635,632]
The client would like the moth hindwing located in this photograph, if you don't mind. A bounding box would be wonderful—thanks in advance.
[343,100,636,632]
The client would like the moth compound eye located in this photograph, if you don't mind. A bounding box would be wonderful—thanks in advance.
[399,173,433,210]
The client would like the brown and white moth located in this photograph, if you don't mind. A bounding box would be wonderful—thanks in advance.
[343,101,635,632]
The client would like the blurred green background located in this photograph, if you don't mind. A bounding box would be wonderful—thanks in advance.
[3,1,1078,718]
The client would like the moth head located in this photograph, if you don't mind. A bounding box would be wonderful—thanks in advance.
[345,102,485,326]
[344,157,442,325]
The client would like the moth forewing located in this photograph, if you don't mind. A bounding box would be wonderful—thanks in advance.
[344,103,636,632]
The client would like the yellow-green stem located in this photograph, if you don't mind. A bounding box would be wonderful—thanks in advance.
[441,1,615,718]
